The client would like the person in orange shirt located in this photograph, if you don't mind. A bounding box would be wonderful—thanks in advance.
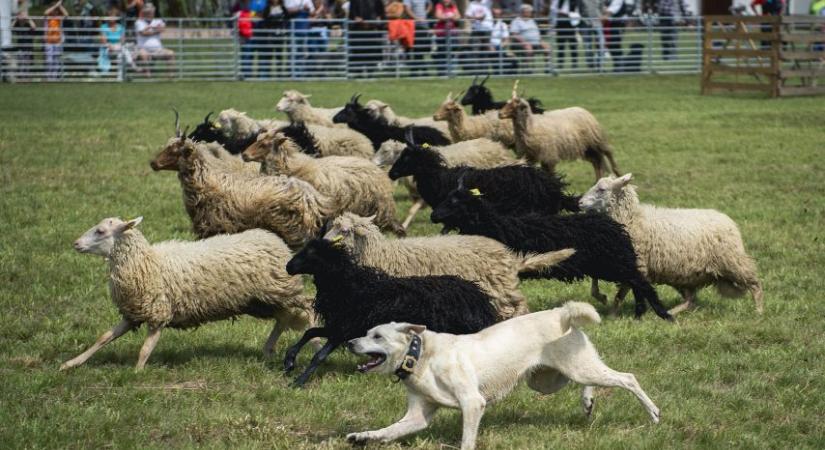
[44,0,68,80]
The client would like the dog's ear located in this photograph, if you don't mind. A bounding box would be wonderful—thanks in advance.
[394,323,427,335]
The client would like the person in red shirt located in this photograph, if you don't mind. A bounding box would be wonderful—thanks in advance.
[433,0,459,76]
[235,0,255,78]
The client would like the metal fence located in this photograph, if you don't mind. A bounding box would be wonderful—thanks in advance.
[0,15,703,82]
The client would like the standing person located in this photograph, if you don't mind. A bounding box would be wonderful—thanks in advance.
[348,0,385,76]
[751,0,783,49]
[465,0,493,74]
[11,9,38,79]
[135,3,175,77]
[404,0,431,75]
[653,0,690,61]
[578,0,605,71]
[125,0,143,19]
[43,0,68,81]
[604,0,633,71]
[551,0,579,71]
[257,0,290,78]
[489,5,511,74]
[286,0,315,76]
[433,0,459,76]
[235,0,255,79]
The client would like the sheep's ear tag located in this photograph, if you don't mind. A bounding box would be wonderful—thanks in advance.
[211,121,221,129]
[330,235,344,247]
[421,143,430,149]
[469,188,482,196]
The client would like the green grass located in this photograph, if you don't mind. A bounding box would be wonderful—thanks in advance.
[1,76,824,449]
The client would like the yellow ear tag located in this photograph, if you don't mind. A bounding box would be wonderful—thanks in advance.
[421,143,430,149]
[469,188,482,196]
[330,235,344,247]
[211,121,222,129]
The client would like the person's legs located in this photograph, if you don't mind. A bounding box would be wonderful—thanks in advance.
[659,18,675,61]
[608,19,624,71]
[240,37,253,79]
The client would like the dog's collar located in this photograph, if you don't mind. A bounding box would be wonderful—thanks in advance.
[394,334,422,380]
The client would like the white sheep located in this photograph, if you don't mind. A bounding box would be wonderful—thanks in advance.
[243,130,405,236]
[433,92,515,147]
[62,217,314,370]
[373,139,520,228]
[365,99,451,138]
[499,81,620,180]
[151,136,332,249]
[324,213,575,320]
[275,90,342,127]
[579,174,764,315]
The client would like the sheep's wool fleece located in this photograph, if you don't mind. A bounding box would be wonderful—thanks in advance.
[305,124,374,159]
[332,214,531,319]
[446,110,515,147]
[260,148,398,232]
[107,228,311,329]
[610,184,760,293]
[513,106,607,165]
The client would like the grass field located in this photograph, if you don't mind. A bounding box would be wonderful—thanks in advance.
[1,75,824,449]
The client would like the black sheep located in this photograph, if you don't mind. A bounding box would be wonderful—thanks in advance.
[283,238,498,387]
[430,186,673,321]
[278,122,322,156]
[187,112,260,155]
[460,75,545,115]
[332,94,451,151]
[387,132,580,220]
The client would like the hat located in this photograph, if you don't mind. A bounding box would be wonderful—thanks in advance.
[520,3,533,12]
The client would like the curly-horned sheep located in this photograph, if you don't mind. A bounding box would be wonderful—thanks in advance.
[322,213,574,320]
[276,90,342,128]
[430,185,673,321]
[62,217,314,371]
[282,238,499,386]
[277,121,374,159]
[333,94,452,150]
[499,81,620,180]
[364,99,451,137]
[433,92,515,147]
[460,74,545,115]
[242,130,405,236]
[151,135,332,249]
[188,109,287,154]
[388,135,580,223]
[579,174,764,315]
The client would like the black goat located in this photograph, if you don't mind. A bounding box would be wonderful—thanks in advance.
[387,131,580,220]
[460,75,545,115]
[430,186,673,321]
[187,112,260,155]
[283,238,497,387]
[278,122,322,156]
[332,94,451,151]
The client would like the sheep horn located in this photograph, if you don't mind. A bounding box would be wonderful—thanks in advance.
[173,108,181,137]
[456,90,466,99]
[457,172,466,190]
[511,80,520,99]
[180,125,190,143]
[203,111,213,124]
[405,127,416,146]
[481,74,490,86]
[351,93,361,104]
[471,75,478,86]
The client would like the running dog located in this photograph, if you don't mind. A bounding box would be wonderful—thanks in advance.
[346,302,660,450]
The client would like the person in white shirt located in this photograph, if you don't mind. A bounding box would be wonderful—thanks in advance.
[465,0,493,73]
[134,3,175,75]
[509,3,549,71]
[604,0,633,71]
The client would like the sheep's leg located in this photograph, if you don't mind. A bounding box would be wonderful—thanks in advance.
[581,385,595,418]
[401,199,426,230]
[283,327,329,373]
[612,285,631,315]
[60,319,136,371]
[135,325,163,371]
[751,282,764,314]
[603,148,621,176]
[668,288,696,315]
[263,320,289,358]
[540,162,557,176]
[291,340,340,388]
[590,278,608,304]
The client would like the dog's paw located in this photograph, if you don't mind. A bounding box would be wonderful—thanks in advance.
[346,431,372,445]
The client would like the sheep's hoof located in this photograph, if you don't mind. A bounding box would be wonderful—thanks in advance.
[283,360,296,373]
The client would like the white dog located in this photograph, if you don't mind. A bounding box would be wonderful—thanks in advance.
[346,302,660,450]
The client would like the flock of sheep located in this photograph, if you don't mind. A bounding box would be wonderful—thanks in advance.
[62,76,764,445]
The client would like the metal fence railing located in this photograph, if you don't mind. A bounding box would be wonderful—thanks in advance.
[0,15,703,82]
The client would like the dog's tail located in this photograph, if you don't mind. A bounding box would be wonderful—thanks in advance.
[559,302,601,332]
[518,249,575,275]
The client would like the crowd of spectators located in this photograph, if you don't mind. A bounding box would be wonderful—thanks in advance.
[4,0,816,80]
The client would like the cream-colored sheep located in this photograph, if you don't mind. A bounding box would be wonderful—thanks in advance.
[579,174,764,315]
[243,130,405,236]
[373,139,520,228]
[499,82,619,180]
[215,108,288,138]
[62,217,314,370]
[433,92,515,147]
[201,140,261,176]
[323,213,575,320]
[294,123,374,159]
[276,90,342,127]
[365,99,451,138]
[151,136,332,249]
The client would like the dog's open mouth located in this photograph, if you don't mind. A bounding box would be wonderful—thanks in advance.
[357,352,386,373]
